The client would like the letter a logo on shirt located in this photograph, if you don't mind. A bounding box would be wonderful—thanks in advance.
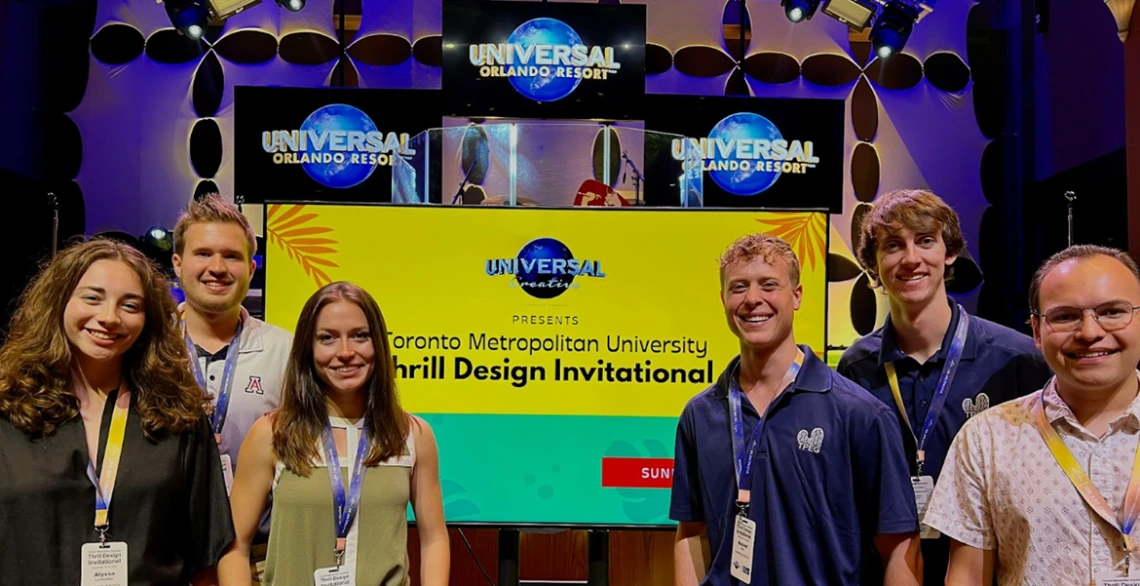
[245,375,264,395]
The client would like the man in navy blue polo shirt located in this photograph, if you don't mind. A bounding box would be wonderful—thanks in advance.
[671,233,921,586]
[837,189,1051,585]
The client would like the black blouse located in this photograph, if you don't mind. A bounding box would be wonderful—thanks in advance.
[0,388,235,585]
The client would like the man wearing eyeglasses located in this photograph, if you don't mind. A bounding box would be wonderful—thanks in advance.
[838,189,1051,585]
[925,244,1140,586]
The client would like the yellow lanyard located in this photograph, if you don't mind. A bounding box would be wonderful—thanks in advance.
[1036,386,1140,552]
[85,390,130,541]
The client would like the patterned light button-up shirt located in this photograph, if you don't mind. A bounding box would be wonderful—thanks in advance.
[925,376,1140,586]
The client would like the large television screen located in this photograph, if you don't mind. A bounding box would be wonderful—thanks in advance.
[643,94,846,213]
[441,0,646,120]
[234,87,442,204]
[264,204,828,526]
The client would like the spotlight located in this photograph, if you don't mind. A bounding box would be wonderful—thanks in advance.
[141,226,173,254]
[870,1,921,59]
[822,0,877,31]
[204,0,262,19]
[782,0,820,23]
[163,0,208,39]
[275,0,305,11]
[137,226,175,275]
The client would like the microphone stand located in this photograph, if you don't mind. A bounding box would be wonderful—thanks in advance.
[1064,191,1076,246]
[620,151,643,206]
[48,191,59,258]
[451,159,478,205]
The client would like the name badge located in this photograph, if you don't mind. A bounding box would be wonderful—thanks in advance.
[911,475,940,540]
[1095,574,1140,586]
[220,454,234,495]
[81,542,128,586]
[314,566,354,586]
[730,514,755,584]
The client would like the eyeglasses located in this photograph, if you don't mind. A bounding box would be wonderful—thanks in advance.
[1032,301,1140,332]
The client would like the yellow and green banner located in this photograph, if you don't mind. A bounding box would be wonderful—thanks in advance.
[265,203,828,526]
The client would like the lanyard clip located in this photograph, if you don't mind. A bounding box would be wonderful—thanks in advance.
[335,536,347,568]
[97,526,108,546]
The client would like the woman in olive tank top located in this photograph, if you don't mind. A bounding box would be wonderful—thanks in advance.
[217,282,450,586]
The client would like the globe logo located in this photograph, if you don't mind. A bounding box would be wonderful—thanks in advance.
[485,238,606,298]
[707,112,785,196]
[299,104,378,189]
[506,18,584,103]
[515,238,576,299]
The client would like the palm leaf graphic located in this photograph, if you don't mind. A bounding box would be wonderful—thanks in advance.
[266,204,340,287]
[754,213,827,272]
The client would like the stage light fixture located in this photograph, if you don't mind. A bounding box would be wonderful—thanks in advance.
[204,0,262,19]
[136,226,175,275]
[275,0,306,11]
[870,0,921,58]
[782,0,821,23]
[821,0,877,31]
[142,226,174,253]
[163,0,209,39]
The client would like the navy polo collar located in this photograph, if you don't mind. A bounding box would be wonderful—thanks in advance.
[877,296,978,367]
[714,344,832,399]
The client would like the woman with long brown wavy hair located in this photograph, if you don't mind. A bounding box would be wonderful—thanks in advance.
[0,238,235,585]
[219,281,449,586]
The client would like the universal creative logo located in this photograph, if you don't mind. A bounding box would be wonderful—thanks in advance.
[485,238,606,299]
[468,17,621,103]
[260,104,416,189]
[671,112,820,196]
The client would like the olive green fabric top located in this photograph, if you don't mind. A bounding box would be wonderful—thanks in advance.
[263,417,415,586]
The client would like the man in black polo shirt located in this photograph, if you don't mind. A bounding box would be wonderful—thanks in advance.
[838,189,1051,585]
[671,233,921,586]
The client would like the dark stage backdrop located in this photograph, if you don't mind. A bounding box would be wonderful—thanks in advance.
[234,86,441,203]
[441,0,646,120]
[54,0,1015,581]
[643,94,845,212]
[70,0,1001,355]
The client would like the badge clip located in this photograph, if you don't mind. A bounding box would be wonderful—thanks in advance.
[335,536,346,568]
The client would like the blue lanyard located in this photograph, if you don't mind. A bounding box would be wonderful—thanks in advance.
[322,423,370,566]
[727,351,803,507]
[884,306,969,475]
[184,319,243,443]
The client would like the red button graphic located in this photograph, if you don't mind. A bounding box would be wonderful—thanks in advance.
[601,457,675,488]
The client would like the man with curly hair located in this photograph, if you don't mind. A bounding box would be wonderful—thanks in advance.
[837,189,1051,585]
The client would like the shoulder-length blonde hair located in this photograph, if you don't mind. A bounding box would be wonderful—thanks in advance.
[273,281,409,476]
[0,238,206,438]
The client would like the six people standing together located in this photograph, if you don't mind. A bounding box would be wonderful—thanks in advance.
[0,190,1136,585]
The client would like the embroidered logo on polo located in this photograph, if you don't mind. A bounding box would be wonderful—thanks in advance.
[796,428,824,453]
[962,393,990,419]
[245,376,264,395]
